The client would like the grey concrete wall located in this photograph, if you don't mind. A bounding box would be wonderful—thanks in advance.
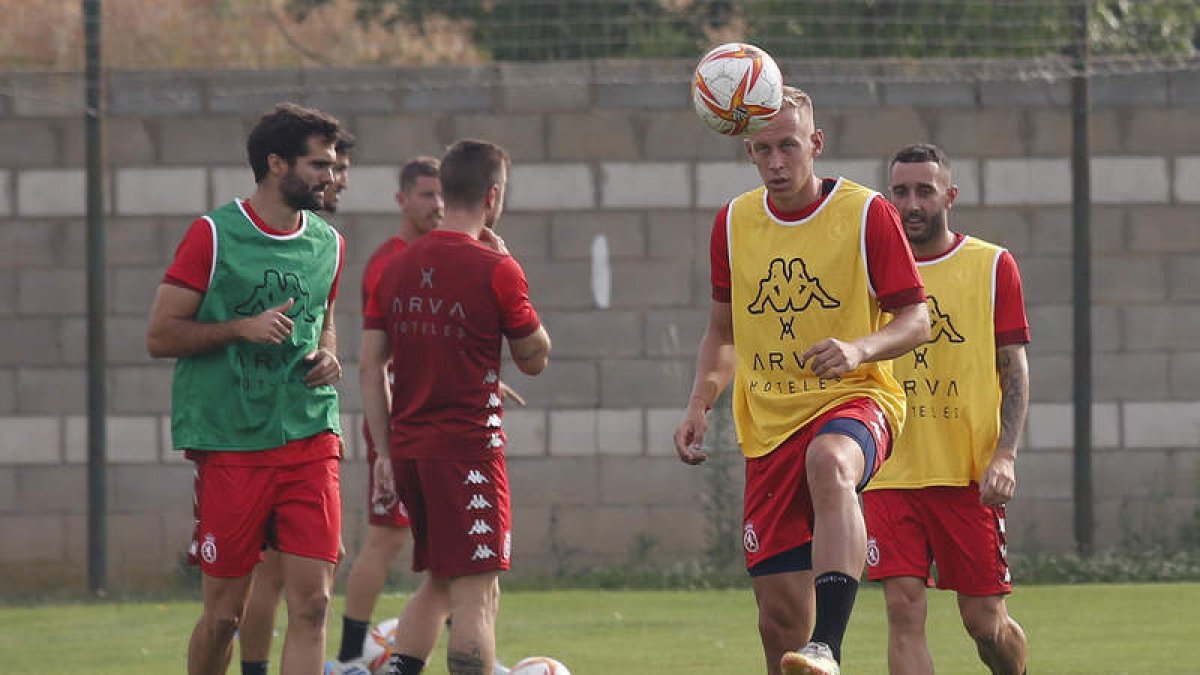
[2,63,1199,590]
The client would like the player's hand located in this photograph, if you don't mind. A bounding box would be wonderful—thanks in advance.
[239,298,295,345]
[499,380,526,406]
[802,337,863,379]
[980,452,1016,505]
[302,348,342,387]
[478,227,510,256]
[673,402,710,465]
[372,454,397,510]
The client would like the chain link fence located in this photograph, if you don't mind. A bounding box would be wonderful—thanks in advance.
[3,0,1197,79]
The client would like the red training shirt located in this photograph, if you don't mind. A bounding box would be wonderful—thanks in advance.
[363,230,541,461]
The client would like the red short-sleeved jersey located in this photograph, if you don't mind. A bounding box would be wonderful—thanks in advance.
[364,230,541,461]
[362,236,407,315]
[359,235,409,451]
[710,178,923,312]
[164,199,344,302]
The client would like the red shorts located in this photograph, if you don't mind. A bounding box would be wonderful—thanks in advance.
[187,432,342,577]
[392,454,511,578]
[743,397,892,569]
[863,484,1012,596]
[366,440,411,528]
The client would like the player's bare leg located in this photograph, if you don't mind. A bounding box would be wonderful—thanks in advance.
[390,576,453,663]
[445,572,501,675]
[781,433,866,674]
[189,573,254,675]
[805,433,867,586]
[239,550,283,668]
[752,570,815,675]
[278,553,336,675]
[344,524,409,623]
[882,576,935,675]
[959,594,1027,675]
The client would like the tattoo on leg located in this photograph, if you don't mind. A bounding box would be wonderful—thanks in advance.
[447,648,486,675]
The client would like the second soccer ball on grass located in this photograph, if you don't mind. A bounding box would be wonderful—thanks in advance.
[508,655,573,675]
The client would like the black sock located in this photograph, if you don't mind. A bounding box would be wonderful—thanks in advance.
[810,571,859,663]
[387,653,426,675]
[337,616,371,663]
[241,661,268,675]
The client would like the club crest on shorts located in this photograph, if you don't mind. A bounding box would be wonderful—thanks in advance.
[200,533,218,564]
[743,522,760,553]
[866,536,880,567]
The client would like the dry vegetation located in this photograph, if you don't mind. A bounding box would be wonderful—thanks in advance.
[0,0,478,71]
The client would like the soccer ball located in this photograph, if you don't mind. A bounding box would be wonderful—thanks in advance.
[509,655,573,675]
[361,617,398,674]
[691,42,784,136]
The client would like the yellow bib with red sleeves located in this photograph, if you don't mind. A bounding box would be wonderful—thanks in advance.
[866,236,1004,488]
[727,179,905,459]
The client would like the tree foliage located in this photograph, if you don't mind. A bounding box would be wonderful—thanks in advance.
[280,0,1198,61]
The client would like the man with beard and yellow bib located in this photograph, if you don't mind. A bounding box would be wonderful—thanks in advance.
[864,143,1030,675]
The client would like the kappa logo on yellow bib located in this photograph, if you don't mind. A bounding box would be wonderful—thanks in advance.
[747,257,840,315]
[926,295,965,344]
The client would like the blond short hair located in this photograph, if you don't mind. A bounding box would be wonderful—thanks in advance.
[781,85,813,113]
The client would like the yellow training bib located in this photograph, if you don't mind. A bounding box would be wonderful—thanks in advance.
[727,179,905,458]
[867,236,1004,488]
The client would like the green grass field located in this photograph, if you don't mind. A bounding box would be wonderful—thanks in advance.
[1,583,1196,673]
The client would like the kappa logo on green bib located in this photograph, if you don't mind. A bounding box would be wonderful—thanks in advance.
[235,269,318,323]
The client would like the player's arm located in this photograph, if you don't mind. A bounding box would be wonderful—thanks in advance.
[508,325,551,376]
[997,345,1030,454]
[805,299,930,379]
[360,328,397,506]
[980,344,1029,505]
[674,300,737,465]
[804,196,930,378]
[981,249,1031,505]
[303,300,342,387]
[360,328,390,453]
[493,255,551,376]
[145,283,295,358]
[304,232,346,386]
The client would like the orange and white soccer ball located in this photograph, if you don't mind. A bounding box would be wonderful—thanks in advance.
[509,655,573,675]
[363,617,398,674]
[691,42,784,136]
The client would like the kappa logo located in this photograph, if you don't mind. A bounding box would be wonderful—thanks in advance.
[487,433,504,449]
[467,519,494,536]
[483,369,499,385]
[471,544,498,561]
[420,267,435,288]
[234,269,316,322]
[466,494,493,510]
[486,393,502,408]
[926,295,965,344]
[747,257,840,315]
[463,469,489,485]
[486,414,502,429]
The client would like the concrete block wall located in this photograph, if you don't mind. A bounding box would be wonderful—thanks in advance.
[1,63,1198,589]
